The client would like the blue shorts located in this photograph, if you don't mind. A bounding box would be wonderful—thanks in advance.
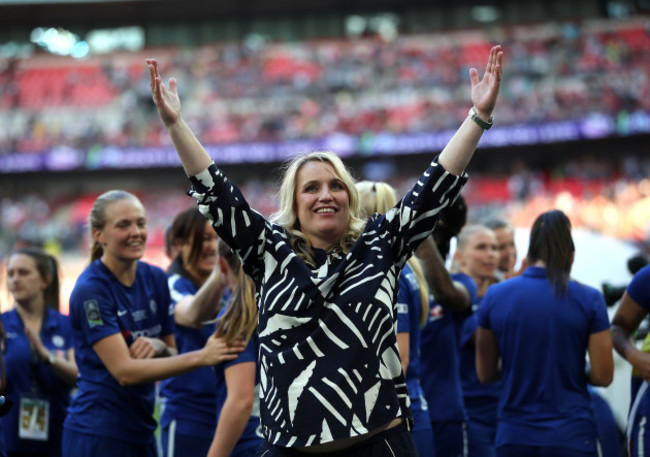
[62,429,157,457]
[497,444,597,457]
[432,421,467,457]
[161,420,213,457]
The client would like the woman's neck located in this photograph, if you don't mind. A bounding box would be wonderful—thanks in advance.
[101,256,138,286]
[16,299,45,328]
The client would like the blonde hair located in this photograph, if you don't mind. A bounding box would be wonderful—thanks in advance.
[215,238,258,344]
[88,190,143,263]
[357,180,429,327]
[270,151,365,266]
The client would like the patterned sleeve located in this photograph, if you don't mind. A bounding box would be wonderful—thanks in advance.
[188,162,269,280]
[627,265,650,311]
[368,159,468,268]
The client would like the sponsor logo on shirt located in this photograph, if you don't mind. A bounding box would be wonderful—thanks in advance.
[428,304,444,322]
[131,310,148,322]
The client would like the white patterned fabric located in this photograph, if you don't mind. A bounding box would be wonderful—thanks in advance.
[188,158,467,447]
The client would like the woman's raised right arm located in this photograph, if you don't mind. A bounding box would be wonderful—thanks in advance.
[147,58,212,176]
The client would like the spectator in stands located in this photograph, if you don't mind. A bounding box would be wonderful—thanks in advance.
[62,190,245,457]
[207,238,263,457]
[611,263,650,457]
[453,225,500,457]
[159,207,228,457]
[476,209,613,457]
[357,180,436,457]
[2,247,77,457]
[148,42,502,456]
[482,217,517,280]
[417,196,474,457]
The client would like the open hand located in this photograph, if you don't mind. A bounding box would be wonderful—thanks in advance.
[469,45,503,120]
[202,333,246,366]
[146,58,181,127]
[24,327,48,361]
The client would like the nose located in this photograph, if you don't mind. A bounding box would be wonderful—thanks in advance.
[318,185,333,201]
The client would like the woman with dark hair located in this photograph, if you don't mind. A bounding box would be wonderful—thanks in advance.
[62,190,245,457]
[148,44,503,455]
[2,247,77,457]
[207,238,263,457]
[475,209,613,457]
[159,207,229,457]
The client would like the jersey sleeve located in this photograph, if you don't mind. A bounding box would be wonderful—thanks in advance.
[396,271,415,334]
[587,287,610,334]
[476,291,493,330]
[627,265,650,310]
[69,278,121,346]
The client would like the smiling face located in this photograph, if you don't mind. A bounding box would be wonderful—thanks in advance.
[456,229,498,282]
[7,253,47,306]
[182,220,218,282]
[295,160,351,250]
[94,197,147,263]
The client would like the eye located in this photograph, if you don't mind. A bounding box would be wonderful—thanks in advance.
[304,184,318,192]
[331,181,346,191]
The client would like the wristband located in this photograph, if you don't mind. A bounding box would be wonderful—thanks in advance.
[469,106,493,130]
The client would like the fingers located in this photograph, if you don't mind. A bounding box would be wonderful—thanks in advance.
[129,337,156,359]
[469,67,479,87]
[169,77,178,96]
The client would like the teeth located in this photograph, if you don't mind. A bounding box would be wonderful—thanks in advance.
[316,208,335,213]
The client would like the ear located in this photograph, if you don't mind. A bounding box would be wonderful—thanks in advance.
[217,256,229,275]
[453,248,463,265]
[41,274,52,291]
[92,227,105,246]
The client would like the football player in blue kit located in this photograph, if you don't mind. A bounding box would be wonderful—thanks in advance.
[62,190,245,457]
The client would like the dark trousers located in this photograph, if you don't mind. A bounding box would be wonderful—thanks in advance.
[255,422,417,457]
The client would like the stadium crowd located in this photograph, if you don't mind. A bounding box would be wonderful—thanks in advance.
[0,16,649,154]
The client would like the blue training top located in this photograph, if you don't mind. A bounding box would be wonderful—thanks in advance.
[158,258,220,439]
[1,308,74,455]
[64,259,173,445]
[459,294,502,429]
[477,266,610,452]
[420,272,475,424]
[188,158,466,447]
[396,262,430,433]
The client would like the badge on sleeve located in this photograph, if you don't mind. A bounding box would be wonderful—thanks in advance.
[83,299,103,327]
